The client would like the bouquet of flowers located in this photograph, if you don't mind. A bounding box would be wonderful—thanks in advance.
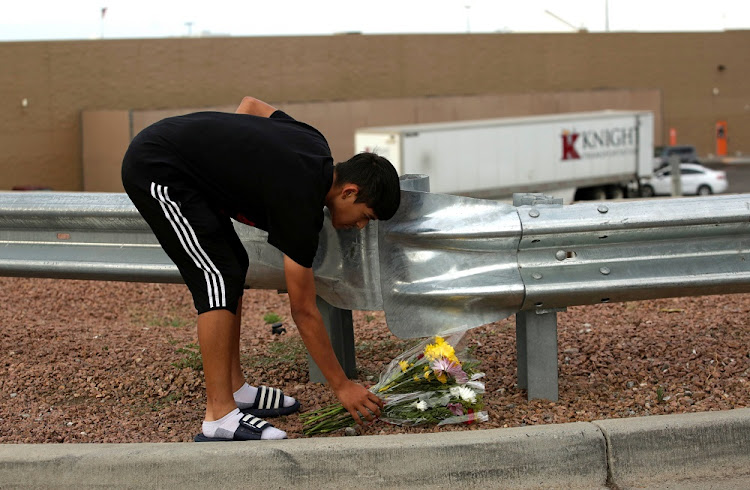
[300,332,488,435]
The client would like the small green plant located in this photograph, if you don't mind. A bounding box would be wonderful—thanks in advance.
[245,337,306,370]
[355,341,373,352]
[365,314,376,323]
[173,342,202,371]
[268,338,305,361]
[149,391,184,412]
[656,385,665,403]
[263,312,283,324]
[354,338,413,356]
[129,306,191,329]
[145,315,191,328]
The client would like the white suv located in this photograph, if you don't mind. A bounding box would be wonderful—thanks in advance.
[640,163,728,197]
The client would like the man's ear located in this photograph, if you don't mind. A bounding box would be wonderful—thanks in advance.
[341,183,360,200]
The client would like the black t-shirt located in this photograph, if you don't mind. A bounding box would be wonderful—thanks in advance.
[134,110,334,268]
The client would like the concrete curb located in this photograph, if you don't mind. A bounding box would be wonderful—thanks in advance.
[0,408,748,489]
[594,408,750,488]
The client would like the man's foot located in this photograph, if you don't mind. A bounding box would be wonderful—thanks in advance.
[194,408,287,442]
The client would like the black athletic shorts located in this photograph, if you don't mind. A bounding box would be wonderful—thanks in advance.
[122,152,249,315]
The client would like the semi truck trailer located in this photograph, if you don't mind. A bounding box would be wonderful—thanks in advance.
[355,110,654,202]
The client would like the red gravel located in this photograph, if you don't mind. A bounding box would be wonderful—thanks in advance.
[0,277,748,443]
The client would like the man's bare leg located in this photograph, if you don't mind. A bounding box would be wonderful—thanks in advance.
[227,298,300,414]
[197,309,240,421]
[196,304,287,440]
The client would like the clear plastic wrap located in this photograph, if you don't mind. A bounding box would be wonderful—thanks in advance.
[378,381,487,427]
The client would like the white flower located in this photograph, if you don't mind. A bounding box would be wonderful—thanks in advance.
[450,386,476,404]
[414,400,428,412]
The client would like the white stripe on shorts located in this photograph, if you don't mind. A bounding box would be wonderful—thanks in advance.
[150,182,226,309]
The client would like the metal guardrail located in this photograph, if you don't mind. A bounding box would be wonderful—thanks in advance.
[378,190,750,398]
[379,192,750,336]
[0,191,372,305]
[0,192,179,283]
[2,184,749,400]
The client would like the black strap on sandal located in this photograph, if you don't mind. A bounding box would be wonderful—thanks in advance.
[256,386,283,410]
[239,414,271,433]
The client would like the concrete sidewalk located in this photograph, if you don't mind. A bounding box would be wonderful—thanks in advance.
[1,408,748,489]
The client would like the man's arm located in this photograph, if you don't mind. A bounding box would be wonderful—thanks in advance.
[283,255,383,424]
[235,96,277,117]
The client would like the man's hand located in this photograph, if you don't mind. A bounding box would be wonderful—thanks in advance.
[333,380,384,425]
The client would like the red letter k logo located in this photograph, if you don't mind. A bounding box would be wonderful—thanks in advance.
[561,133,580,160]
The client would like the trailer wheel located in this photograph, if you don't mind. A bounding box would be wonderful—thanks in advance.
[640,185,655,197]
[606,186,624,200]
[590,187,607,201]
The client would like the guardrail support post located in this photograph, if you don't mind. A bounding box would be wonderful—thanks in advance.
[307,296,356,383]
[513,192,564,401]
[516,309,561,401]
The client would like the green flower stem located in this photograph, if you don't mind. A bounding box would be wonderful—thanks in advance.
[301,403,356,435]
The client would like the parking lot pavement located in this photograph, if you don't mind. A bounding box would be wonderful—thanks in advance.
[704,160,750,194]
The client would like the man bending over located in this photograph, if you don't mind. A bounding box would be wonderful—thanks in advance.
[122,96,400,441]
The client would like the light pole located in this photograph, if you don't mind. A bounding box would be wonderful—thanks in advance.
[605,0,610,32]
[100,6,107,39]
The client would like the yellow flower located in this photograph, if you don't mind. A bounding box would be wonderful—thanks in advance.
[399,360,410,372]
[436,372,448,384]
[413,375,420,382]
[424,336,459,363]
[424,371,431,380]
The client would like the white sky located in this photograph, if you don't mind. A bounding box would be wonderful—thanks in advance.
[1,0,749,41]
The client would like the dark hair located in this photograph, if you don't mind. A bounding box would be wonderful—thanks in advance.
[334,152,401,220]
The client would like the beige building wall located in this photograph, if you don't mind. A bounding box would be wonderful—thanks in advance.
[1,31,748,190]
[81,111,131,192]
